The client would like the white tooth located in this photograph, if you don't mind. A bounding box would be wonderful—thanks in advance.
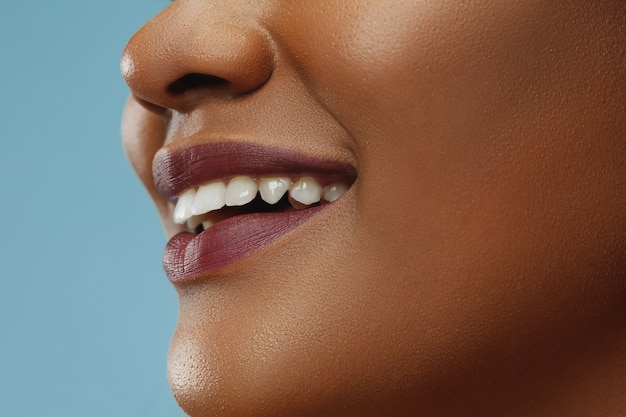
[187,215,203,231]
[225,176,258,206]
[323,182,349,202]
[173,189,196,224]
[191,182,226,215]
[259,177,291,204]
[202,220,214,230]
[290,176,322,205]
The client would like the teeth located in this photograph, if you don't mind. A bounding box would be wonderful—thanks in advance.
[259,177,291,204]
[225,176,258,206]
[173,188,196,224]
[191,182,226,215]
[323,182,348,202]
[187,215,204,231]
[175,175,352,227]
[290,176,322,205]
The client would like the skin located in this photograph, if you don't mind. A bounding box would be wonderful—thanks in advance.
[121,1,626,416]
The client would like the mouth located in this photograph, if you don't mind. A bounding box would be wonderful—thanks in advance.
[154,142,357,283]
[174,175,350,233]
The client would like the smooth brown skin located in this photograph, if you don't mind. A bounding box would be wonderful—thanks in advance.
[121,1,626,416]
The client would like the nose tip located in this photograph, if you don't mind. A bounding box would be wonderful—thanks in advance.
[121,6,275,111]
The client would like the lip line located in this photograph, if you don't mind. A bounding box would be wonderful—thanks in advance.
[153,141,358,201]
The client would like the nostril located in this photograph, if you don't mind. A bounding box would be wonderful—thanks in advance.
[167,73,228,96]
[122,6,275,111]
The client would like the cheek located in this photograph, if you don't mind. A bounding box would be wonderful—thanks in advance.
[275,0,626,341]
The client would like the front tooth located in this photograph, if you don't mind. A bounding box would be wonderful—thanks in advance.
[225,176,258,206]
[259,177,291,204]
[202,220,214,231]
[191,182,226,215]
[290,176,322,205]
[323,182,349,202]
[173,188,196,224]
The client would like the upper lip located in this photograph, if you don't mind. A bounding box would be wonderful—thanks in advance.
[152,141,358,200]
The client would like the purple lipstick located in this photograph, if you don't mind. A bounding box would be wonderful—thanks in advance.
[154,142,356,283]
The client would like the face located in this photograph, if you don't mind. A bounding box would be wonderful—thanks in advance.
[121,1,626,416]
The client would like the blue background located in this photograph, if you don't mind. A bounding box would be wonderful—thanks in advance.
[0,1,188,415]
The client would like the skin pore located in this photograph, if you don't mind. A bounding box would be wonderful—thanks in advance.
[121,1,626,416]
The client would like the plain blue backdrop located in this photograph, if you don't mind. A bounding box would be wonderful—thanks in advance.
[0,1,188,415]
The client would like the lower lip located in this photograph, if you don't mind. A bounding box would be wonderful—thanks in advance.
[163,206,323,283]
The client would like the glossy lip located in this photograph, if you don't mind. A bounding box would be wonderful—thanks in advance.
[163,208,323,282]
[155,142,357,283]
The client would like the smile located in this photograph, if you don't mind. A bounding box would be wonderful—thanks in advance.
[154,142,357,283]
[173,176,350,233]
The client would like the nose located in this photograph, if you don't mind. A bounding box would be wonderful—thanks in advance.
[121,2,275,111]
